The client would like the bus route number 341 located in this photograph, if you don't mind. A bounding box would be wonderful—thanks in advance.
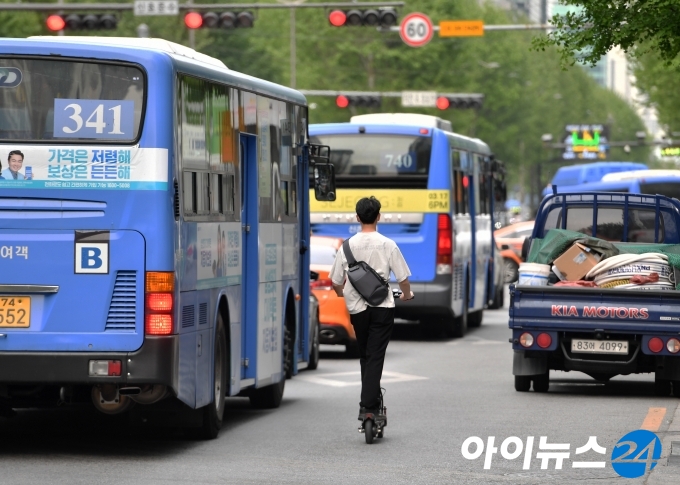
[54,99,135,140]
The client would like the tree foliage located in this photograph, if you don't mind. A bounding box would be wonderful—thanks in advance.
[633,53,680,134]
[533,0,680,67]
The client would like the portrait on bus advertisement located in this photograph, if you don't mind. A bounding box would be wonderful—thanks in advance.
[195,222,241,290]
[0,145,167,189]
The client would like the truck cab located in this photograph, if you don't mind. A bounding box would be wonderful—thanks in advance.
[510,191,680,395]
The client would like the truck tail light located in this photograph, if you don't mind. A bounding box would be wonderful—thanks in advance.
[145,271,174,335]
[536,333,552,349]
[648,337,664,353]
[519,332,533,348]
[436,213,453,275]
[667,338,680,354]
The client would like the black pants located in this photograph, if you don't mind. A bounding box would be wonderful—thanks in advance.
[350,306,395,411]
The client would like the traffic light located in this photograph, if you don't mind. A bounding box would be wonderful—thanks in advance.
[436,95,483,110]
[336,94,381,109]
[328,8,398,27]
[184,11,254,29]
[46,14,117,32]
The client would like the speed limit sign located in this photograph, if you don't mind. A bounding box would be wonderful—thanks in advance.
[399,13,434,48]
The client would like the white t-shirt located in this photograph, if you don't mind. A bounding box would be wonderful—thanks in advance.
[329,231,411,314]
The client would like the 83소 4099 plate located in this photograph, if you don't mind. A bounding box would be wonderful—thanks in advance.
[571,339,628,354]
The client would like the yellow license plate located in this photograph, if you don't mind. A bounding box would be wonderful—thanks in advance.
[0,296,30,328]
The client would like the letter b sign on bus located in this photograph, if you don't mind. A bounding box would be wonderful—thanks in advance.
[400,13,434,48]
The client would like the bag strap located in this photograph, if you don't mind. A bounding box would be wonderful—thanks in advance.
[342,238,358,266]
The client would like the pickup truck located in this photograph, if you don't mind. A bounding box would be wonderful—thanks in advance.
[509,191,680,395]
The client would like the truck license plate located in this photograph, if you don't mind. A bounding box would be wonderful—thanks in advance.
[571,339,628,354]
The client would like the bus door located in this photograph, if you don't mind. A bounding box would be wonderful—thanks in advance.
[240,134,258,380]
[452,151,473,309]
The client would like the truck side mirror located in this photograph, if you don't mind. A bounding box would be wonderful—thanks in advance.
[313,163,336,201]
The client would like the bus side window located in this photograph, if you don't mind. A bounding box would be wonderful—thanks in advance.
[451,150,469,215]
[183,171,196,215]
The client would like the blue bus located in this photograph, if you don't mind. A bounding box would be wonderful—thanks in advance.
[0,37,331,438]
[309,113,505,337]
[550,161,648,188]
[551,170,680,201]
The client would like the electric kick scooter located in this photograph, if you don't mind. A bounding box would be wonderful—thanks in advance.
[358,289,413,444]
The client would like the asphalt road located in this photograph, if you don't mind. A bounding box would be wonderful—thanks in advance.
[1,289,679,485]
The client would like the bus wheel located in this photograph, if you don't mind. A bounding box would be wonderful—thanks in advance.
[198,314,227,440]
[468,310,483,328]
[307,319,320,371]
[249,377,285,409]
[284,316,294,379]
[447,304,467,339]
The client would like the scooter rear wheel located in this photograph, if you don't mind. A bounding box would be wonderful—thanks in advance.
[364,418,375,444]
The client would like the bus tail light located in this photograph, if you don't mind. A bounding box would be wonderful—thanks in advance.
[667,338,680,354]
[436,213,453,275]
[145,272,174,335]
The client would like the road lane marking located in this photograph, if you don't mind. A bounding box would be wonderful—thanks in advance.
[297,370,428,387]
[641,407,667,431]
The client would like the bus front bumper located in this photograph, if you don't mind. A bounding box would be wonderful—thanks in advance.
[0,336,177,386]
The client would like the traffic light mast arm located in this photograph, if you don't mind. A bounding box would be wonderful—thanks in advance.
[0,2,404,11]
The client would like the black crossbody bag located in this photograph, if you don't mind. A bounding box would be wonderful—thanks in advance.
[342,238,390,306]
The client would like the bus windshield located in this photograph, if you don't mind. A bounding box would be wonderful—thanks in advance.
[640,181,680,201]
[309,134,432,188]
[0,58,145,142]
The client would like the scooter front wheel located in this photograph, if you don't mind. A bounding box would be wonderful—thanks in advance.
[364,418,375,444]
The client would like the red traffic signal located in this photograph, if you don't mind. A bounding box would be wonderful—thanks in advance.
[436,95,483,110]
[329,8,397,27]
[335,94,381,109]
[336,95,349,108]
[436,97,450,110]
[184,12,203,29]
[46,13,117,31]
[185,11,254,29]
[46,14,66,31]
[328,10,346,27]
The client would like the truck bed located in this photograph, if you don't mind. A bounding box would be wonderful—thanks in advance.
[510,285,680,334]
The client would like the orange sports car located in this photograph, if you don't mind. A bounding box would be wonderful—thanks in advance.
[309,236,357,354]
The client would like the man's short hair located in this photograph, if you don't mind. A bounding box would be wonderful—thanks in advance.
[8,150,23,161]
[356,196,381,224]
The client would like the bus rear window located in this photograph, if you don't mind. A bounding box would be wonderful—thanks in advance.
[0,58,144,142]
[640,182,680,201]
[309,134,431,188]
